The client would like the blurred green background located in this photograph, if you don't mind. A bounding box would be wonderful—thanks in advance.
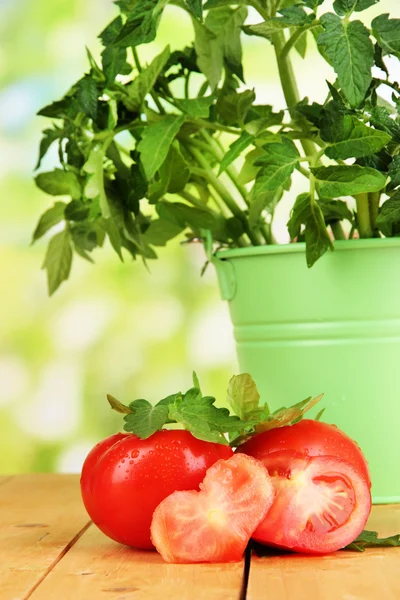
[0,0,397,473]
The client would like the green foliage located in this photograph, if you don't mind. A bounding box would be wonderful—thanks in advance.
[345,530,400,551]
[109,372,324,446]
[33,0,400,293]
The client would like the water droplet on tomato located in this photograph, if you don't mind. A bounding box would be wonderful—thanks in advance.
[131,450,139,458]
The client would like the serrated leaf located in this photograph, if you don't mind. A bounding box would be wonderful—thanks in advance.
[124,399,170,438]
[252,138,300,194]
[103,217,123,260]
[185,0,203,19]
[107,393,132,414]
[99,16,123,45]
[192,371,201,391]
[113,0,168,48]
[242,20,286,42]
[138,115,185,180]
[312,165,387,198]
[157,201,217,230]
[319,199,353,224]
[205,6,247,81]
[333,0,378,16]
[36,128,61,169]
[287,193,333,266]
[125,45,170,111]
[169,389,241,444]
[35,169,81,200]
[344,530,400,552]
[370,106,400,143]
[227,373,263,421]
[376,193,400,237]
[254,394,324,434]
[174,95,215,118]
[192,18,224,90]
[143,219,183,246]
[219,131,254,174]
[77,76,98,120]
[388,156,400,192]
[217,89,255,127]
[372,14,400,59]
[65,200,90,222]
[318,14,373,107]
[83,146,109,218]
[42,229,73,295]
[274,6,314,26]
[323,115,391,160]
[32,202,66,243]
[101,46,128,85]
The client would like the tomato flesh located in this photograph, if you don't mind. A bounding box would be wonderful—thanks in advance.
[80,430,233,550]
[252,451,371,554]
[151,454,275,563]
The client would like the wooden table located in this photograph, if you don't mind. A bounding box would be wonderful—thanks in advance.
[1,475,399,600]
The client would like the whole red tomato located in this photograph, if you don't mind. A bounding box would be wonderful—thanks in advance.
[238,420,371,554]
[81,430,233,549]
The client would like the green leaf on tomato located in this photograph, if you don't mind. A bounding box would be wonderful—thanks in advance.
[344,530,400,551]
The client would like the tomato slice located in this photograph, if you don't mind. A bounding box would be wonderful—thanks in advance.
[252,451,371,554]
[151,454,275,563]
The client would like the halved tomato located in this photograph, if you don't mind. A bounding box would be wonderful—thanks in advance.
[251,451,371,554]
[150,453,275,563]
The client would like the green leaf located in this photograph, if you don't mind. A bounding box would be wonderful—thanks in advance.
[242,20,286,42]
[370,106,400,143]
[113,0,168,48]
[318,14,373,107]
[312,165,387,197]
[345,530,400,552]
[205,6,247,81]
[287,193,333,266]
[333,0,378,16]
[77,76,98,119]
[192,371,201,391]
[143,219,183,246]
[227,373,263,421]
[376,193,400,237]
[169,388,241,445]
[83,146,109,218]
[148,145,190,202]
[42,229,73,295]
[252,138,300,193]
[388,156,400,192]
[103,217,123,260]
[138,115,185,180]
[217,89,256,127]
[318,199,353,224]
[125,45,170,111]
[107,393,132,414]
[192,19,224,90]
[101,46,128,85]
[99,15,123,45]
[274,6,314,26]
[157,201,217,230]
[174,95,215,118]
[372,14,400,58]
[185,0,203,20]
[35,169,81,200]
[32,202,66,243]
[249,188,282,229]
[219,132,254,175]
[123,399,170,439]
[64,200,90,222]
[323,115,391,160]
[36,128,61,169]
[254,394,324,434]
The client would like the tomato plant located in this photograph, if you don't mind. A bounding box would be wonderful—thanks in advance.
[238,420,372,554]
[81,430,233,549]
[151,453,274,563]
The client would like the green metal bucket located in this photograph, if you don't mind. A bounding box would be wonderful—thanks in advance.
[215,238,400,504]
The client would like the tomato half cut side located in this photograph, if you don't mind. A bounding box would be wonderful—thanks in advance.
[151,454,275,563]
[252,451,371,554]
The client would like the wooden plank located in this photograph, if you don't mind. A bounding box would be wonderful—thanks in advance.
[0,474,90,600]
[29,524,245,600]
[247,504,400,600]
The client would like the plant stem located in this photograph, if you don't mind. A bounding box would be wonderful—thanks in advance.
[330,222,346,240]
[188,145,262,246]
[178,190,215,212]
[280,23,320,61]
[273,31,317,159]
[368,191,381,234]
[355,193,373,238]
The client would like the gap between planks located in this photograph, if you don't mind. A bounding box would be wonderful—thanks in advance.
[23,521,93,600]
